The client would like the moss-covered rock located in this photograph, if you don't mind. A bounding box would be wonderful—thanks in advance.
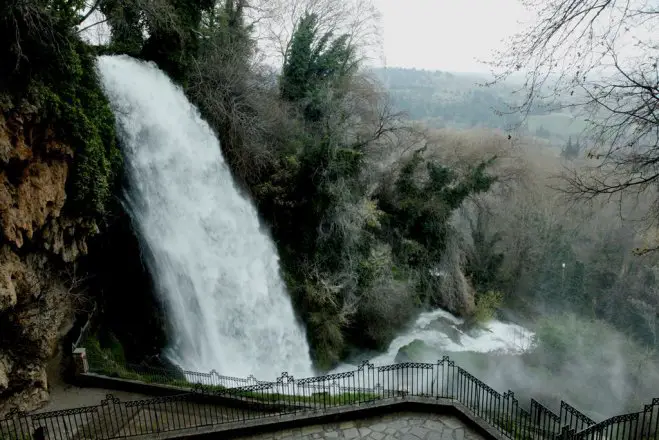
[395,339,432,363]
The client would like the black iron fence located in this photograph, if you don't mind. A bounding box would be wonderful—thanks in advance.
[572,399,659,440]
[2,357,657,440]
[86,353,270,391]
[561,401,596,432]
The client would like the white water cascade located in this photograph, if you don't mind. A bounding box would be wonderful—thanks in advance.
[97,55,314,380]
[332,308,535,374]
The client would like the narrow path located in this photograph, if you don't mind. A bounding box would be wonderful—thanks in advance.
[40,382,154,413]
[38,355,155,414]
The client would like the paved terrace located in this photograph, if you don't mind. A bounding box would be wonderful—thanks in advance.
[238,410,485,440]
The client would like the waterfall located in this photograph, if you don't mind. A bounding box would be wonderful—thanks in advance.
[97,55,313,380]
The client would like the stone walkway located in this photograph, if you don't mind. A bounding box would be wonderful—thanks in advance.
[239,412,486,440]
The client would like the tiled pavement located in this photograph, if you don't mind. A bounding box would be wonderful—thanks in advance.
[239,412,486,440]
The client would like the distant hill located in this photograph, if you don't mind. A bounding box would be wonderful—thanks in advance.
[370,67,588,144]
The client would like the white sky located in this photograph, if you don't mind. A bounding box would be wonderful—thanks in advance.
[83,0,651,75]
[80,0,531,74]
[372,0,531,73]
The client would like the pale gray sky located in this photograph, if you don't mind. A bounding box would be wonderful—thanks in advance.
[373,0,530,73]
[81,0,649,76]
[80,0,531,73]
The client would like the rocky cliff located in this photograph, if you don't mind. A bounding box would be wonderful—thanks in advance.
[0,106,94,414]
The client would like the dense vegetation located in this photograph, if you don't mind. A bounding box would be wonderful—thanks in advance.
[1,0,657,416]
[0,1,122,222]
[0,0,499,368]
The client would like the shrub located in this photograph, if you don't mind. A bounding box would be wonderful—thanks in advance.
[473,290,504,324]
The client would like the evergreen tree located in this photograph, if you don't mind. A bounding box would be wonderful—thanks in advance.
[280,13,357,122]
[535,125,551,139]
[561,136,581,160]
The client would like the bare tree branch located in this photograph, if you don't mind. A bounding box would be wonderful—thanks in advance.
[487,0,658,249]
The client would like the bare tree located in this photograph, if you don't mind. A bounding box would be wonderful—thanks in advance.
[247,0,382,66]
[489,0,658,248]
[186,44,279,182]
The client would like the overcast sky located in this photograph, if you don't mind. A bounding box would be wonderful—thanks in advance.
[80,0,537,74]
[372,0,531,73]
[80,0,531,73]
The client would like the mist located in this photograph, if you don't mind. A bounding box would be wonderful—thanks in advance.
[357,126,659,420]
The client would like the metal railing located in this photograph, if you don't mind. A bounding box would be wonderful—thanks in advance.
[572,399,659,440]
[71,307,97,353]
[561,401,596,432]
[2,357,657,440]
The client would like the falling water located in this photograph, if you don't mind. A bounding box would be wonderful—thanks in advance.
[97,55,313,380]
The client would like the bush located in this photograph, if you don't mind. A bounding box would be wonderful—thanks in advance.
[472,290,504,324]
[1,3,122,223]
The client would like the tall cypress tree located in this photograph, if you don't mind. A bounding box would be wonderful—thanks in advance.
[280,13,356,121]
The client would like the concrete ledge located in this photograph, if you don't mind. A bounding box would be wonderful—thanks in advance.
[119,396,504,440]
[75,373,189,397]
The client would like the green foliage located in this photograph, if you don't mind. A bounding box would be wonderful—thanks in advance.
[306,306,346,370]
[101,0,216,84]
[473,290,504,324]
[85,333,126,373]
[0,1,81,85]
[464,208,505,294]
[531,314,641,372]
[281,13,357,121]
[99,0,145,56]
[197,0,253,60]
[36,55,121,217]
[273,57,498,361]
[0,2,121,221]
[496,416,534,440]
[376,151,496,306]
[395,339,430,362]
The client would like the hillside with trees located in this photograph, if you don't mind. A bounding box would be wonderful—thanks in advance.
[0,0,656,418]
[373,67,590,145]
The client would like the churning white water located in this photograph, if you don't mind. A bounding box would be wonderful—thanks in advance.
[97,55,313,380]
[374,309,534,363]
[332,308,534,373]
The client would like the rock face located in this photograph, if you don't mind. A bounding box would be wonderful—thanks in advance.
[395,340,432,363]
[0,108,82,415]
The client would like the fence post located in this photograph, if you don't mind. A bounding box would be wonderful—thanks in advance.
[561,425,575,440]
[73,348,89,375]
[33,426,46,440]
